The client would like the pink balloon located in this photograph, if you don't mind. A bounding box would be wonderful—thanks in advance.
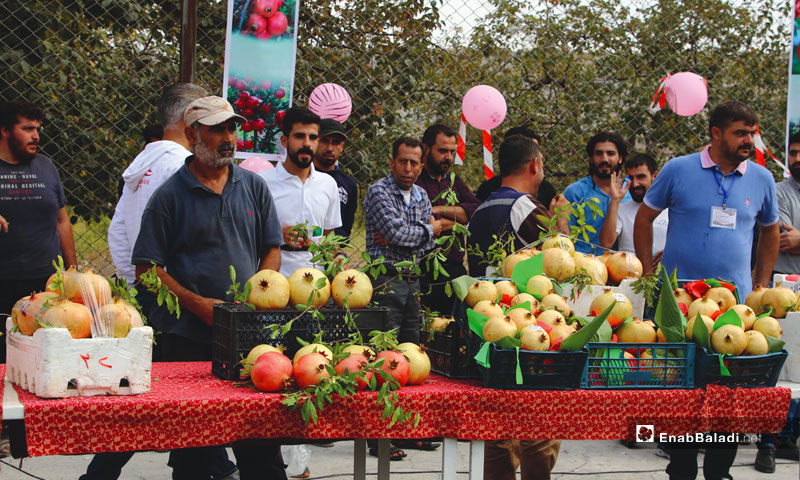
[239,157,275,174]
[462,85,507,131]
[664,72,708,116]
[308,83,352,122]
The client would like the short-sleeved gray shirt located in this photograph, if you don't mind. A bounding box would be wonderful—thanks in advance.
[775,178,800,274]
[132,157,282,343]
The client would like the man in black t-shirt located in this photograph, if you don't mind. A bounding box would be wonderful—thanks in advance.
[313,118,358,241]
[0,100,76,362]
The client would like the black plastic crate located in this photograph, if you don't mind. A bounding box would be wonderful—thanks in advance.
[211,303,388,380]
[581,342,695,389]
[422,322,479,379]
[694,348,788,388]
[453,300,587,390]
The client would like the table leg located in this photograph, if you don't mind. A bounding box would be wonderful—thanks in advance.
[469,440,485,480]
[442,438,458,480]
[377,438,391,480]
[354,439,366,480]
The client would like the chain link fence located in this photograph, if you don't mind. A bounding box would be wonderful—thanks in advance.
[0,0,791,275]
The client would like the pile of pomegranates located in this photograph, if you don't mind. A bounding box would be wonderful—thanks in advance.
[240,0,289,40]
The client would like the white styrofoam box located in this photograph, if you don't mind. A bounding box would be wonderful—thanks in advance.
[779,312,800,382]
[5,317,153,398]
[773,274,800,293]
[560,279,645,319]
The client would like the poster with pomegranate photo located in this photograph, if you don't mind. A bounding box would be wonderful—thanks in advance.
[787,0,800,146]
[223,0,300,161]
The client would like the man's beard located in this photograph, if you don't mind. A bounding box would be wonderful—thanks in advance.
[315,153,337,169]
[426,153,449,176]
[791,164,800,183]
[194,138,234,168]
[722,139,752,164]
[589,161,615,179]
[289,147,315,169]
[9,134,37,162]
[630,187,646,203]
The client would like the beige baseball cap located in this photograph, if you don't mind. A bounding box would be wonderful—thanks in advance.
[184,96,246,126]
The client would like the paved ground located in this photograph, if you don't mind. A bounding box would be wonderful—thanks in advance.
[1,439,796,479]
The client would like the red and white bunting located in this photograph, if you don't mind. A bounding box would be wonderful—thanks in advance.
[648,74,670,114]
[753,126,789,177]
[483,129,494,179]
[455,113,466,166]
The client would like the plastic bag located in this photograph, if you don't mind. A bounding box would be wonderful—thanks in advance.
[281,444,310,477]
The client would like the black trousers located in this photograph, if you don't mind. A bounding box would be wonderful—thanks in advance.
[664,435,738,480]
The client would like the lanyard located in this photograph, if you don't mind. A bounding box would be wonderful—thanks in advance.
[712,169,737,208]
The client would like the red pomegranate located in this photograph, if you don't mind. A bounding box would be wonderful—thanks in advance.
[293,352,331,389]
[334,353,372,390]
[267,12,288,36]
[251,351,293,392]
[375,351,409,387]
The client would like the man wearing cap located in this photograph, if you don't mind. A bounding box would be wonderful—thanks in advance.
[260,107,342,277]
[131,96,284,480]
[313,118,358,241]
[415,124,480,314]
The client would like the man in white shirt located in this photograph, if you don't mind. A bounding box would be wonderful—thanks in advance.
[598,153,668,265]
[260,107,341,278]
[107,83,207,286]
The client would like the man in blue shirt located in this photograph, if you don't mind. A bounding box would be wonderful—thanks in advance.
[132,96,284,480]
[563,131,631,253]
[634,101,779,480]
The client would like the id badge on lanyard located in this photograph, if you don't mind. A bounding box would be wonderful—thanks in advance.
[710,169,737,229]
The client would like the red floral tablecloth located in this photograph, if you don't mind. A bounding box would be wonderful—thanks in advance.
[1,363,791,456]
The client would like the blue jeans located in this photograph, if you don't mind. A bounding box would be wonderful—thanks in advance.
[758,398,800,448]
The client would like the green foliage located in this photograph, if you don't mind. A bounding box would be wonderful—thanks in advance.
[139,264,181,318]
[226,265,255,310]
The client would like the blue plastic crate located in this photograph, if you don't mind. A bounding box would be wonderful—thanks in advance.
[581,342,695,389]
[694,348,788,388]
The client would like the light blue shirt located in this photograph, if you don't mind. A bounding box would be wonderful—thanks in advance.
[563,176,631,253]
[644,149,778,298]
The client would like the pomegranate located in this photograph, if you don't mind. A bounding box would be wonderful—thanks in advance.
[14,291,60,335]
[519,325,550,351]
[573,253,608,285]
[688,297,720,321]
[507,308,537,330]
[241,344,285,377]
[541,234,575,254]
[334,353,372,390]
[246,269,290,309]
[745,285,766,315]
[526,275,554,298]
[616,320,657,343]
[375,350,410,387]
[293,343,334,366]
[588,290,633,328]
[494,280,518,299]
[63,269,112,307]
[541,293,571,317]
[548,324,574,345]
[41,299,92,339]
[288,268,331,309]
[743,330,769,356]
[605,252,643,284]
[729,304,757,330]
[472,300,504,318]
[541,248,575,282]
[656,328,666,343]
[251,351,294,392]
[246,14,268,36]
[424,316,451,334]
[10,295,28,328]
[711,324,747,355]
[465,280,498,307]
[760,284,798,318]
[502,253,530,277]
[704,287,736,313]
[267,11,289,36]
[250,0,280,17]
[96,300,143,338]
[685,314,714,341]
[535,309,567,327]
[293,352,331,389]
[674,288,693,306]
[511,293,538,311]
[752,316,782,339]
[275,88,286,100]
[482,315,517,342]
[397,342,431,385]
[597,251,612,265]
[331,269,373,309]
[341,344,375,360]
[46,266,77,293]
[521,248,540,257]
